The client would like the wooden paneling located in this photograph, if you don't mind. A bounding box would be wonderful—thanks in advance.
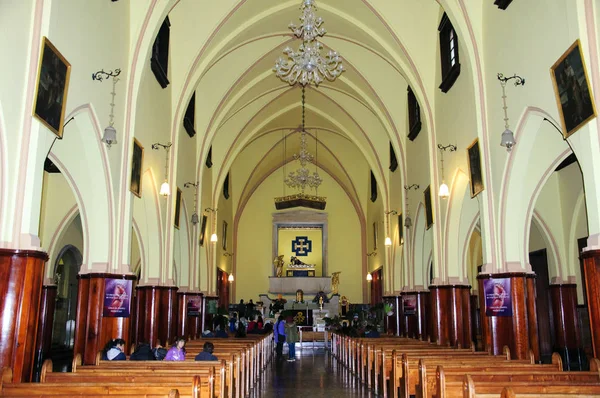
[177,292,203,340]
[0,249,48,382]
[158,287,178,344]
[550,284,581,349]
[526,276,540,362]
[134,286,178,346]
[429,285,472,348]
[33,285,57,381]
[582,250,600,358]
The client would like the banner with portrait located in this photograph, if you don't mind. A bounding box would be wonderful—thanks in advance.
[484,278,512,317]
[187,297,202,317]
[103,279,132,317]
[403,294,417,316]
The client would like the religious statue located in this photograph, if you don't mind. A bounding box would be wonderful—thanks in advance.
[290,256,306,265]
[273,255,285,277]
[331,271,341,295]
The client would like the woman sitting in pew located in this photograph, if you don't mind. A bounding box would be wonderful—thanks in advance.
[102,338,126,361]
[195,342,218,361]
[130,342,155,360]
[165,337,186,361]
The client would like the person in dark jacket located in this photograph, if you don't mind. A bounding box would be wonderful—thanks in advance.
[130,342,155,360]
[273,316,286,359]
[195,342,218,361]
[237,300,246,319]
[103,338,126,361]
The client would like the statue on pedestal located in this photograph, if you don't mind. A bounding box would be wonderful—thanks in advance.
[273,255,285,277]
[331,271,341,295]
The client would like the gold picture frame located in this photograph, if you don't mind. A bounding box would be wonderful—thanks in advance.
[174,187,182,229]
[424,185,433,230]
[130,138,144,198]
[32,37,71,138]
[467,138,484,198]
[550,39,597,138]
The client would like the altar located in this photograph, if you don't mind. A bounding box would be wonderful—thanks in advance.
[268,276,331,295]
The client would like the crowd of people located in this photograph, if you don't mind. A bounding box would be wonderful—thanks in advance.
[102,338,218,362]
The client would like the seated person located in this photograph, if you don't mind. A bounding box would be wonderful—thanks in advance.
[247,317,257,333]
[202,330,215,338]
[235,323,247,338]
[103,338,126,361]
[229,314,237,333]
[195,342,218,361]
[152,344,168,360]
[215,326,229,338]
[130,342,155,360]
[365,325,380,338]
[165,337,186,361]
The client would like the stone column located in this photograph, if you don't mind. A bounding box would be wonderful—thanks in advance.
[0,249,48,381]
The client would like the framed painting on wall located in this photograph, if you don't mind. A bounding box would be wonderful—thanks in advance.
[424,185,433,230]
[550,39,597,138]
[467,138,484,198]
[222,221,228,251]
[373,221,378,251]
[174,187,182,229]
[32,37,71,138]
[398,213,404,245]
[198,215,207,246]
[130,138,144,198]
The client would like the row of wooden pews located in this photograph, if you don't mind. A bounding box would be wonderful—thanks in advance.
[332,333,600,398]
[0,333,273,398]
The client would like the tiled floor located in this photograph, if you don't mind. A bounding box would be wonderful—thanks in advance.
[250,347,375,397]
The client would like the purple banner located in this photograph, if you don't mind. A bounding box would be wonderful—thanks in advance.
[484,278,512,317]
[103,279,132,317]
[403,294,417,316]
[187,297,202,317]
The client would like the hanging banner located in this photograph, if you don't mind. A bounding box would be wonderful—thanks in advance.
[484,278,512,317]
[187,297,202,317]
[103,279,132,317]
[402,294,417,315]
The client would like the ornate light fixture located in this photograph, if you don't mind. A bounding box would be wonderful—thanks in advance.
[498,73,525,152]
[228,274,234,282]
[92,68,121,148]
[437,144,457,199]
[151,142,172,197]
[274,0,344,86]
[366,273,373,281]
[384,210,398,246]
[275,88,326,210]
[183,182,199,225]
[404,184,420,228]
[205,207,218,243]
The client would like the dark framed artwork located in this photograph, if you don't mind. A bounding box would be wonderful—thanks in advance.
[199,215,208,246]
[32,37,71,138]
[424,185,433,230]
[467,138,484,198]
[550,40,597,138]
[222,221,228,251]
[130,138,144,198]
[373,221,378,251]
[398,213,404,246]
[174,187,182,229]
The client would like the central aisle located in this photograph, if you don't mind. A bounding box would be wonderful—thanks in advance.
[249,348,374,397]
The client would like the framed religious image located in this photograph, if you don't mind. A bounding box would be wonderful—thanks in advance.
[32,37,71,138]
[174,187,182,229]
[398,213,404,245]
[467,138,484,198]
[130,138,144,197]
[373,221,378,251]
[222,220,228,251]
[550,40,597,138]
[424,185,434,230]
[198,214,208,246]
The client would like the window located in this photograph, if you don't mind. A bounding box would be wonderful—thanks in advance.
[438,13,461,93]
[407,86,422,141]
[151,17,170,88]
[223,173,230,200]
[389,142,398,172]
[370,171,378,203]
[183,92,196,138]
[205,146,212,168]
[494,0,513,10]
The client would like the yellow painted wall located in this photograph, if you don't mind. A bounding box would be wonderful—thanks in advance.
[235,165,363,304]
[277,228,323,276]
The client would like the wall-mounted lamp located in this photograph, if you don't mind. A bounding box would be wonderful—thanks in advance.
[403,184,419,228]
[383,210,397,247]
[437,144,457,199]
[183,182,199,225]
[92,68,121,149]
[204,207,218,243]
[228,274,234,282]
[366,272,373,281]
[151,142,173,197]
[498,73,525,152]
[366,251,377,257]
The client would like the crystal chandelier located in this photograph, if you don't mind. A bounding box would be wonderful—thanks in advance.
[285,88,322,193]
[274,0,344,86]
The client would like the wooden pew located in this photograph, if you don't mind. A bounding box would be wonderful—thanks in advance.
[464,375,600,398]
[500,385,600,398]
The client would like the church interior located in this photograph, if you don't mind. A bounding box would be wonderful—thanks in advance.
[2,0,600,395]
